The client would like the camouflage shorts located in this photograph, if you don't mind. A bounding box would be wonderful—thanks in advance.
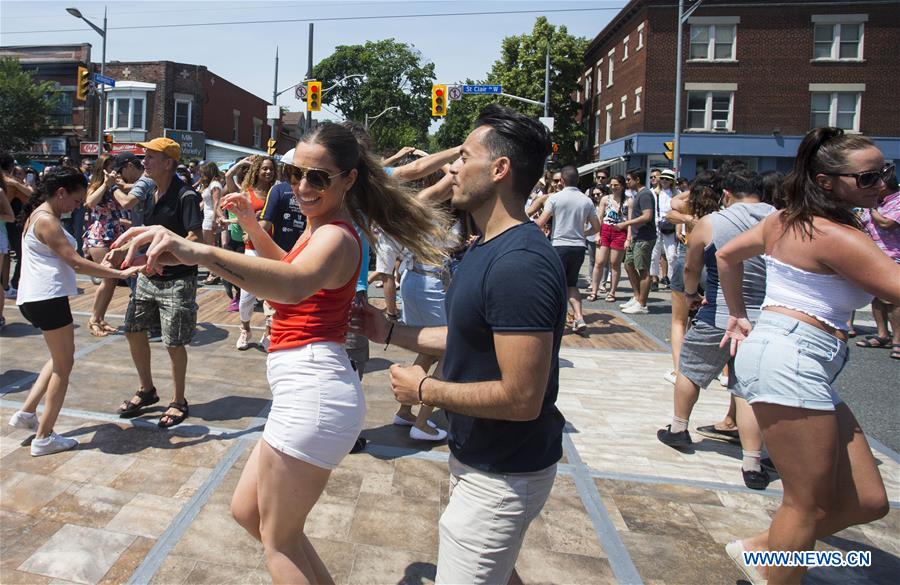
[124,273,198,347]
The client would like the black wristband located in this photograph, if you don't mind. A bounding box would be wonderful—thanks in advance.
[383,321,396,350]
[418,375,434,406]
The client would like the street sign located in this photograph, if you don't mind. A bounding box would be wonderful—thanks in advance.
[267,105,281,120]
[448,86,462,101]
[164,129,206,158]
[462,84,502,95]
[92,73,115,87]
[539,117,555,132]
[295,84,307,100]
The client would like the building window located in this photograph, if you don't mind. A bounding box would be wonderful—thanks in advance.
[620,96,627,119]
[605,104,613,142]
[174,99,192,131]
[105,97,147,131]
[576,81,582,104]
[622,36,630,61]
[232,110,240,142]
[686,91,733,131]
[637,23,645,50]
[584,69,592,99]
[607,49,615,87]
[49,91,74,126]
[252,118,263,148]
[811,92,860,131]
[634,87,642,113]
[594,111,601,146]
[689,24,736,61]
[813,23,863,60]
[596,60,602,95]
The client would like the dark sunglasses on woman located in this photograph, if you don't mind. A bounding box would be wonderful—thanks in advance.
[824,162,895,190]
[284,163,347,191]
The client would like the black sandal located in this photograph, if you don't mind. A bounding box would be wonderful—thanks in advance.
[118,387,159,418]
[158,401,189,428]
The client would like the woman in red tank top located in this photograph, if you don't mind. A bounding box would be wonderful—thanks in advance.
[113,123,449,584]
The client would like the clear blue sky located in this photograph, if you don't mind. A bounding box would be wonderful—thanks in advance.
[1,0,622,121]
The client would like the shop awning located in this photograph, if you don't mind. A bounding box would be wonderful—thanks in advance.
[577,157,625,176]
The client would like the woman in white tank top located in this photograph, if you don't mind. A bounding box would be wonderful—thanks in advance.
[716,128,899,584]
[8,168,140,457]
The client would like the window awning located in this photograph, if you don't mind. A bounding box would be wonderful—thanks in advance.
[577,157,625,176]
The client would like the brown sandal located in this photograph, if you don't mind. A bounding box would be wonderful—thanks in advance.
[98,320,118,333]
[586,293,598,302]
[88,321,109,337]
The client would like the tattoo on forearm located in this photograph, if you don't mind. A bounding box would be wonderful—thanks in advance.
[213,261,245,281]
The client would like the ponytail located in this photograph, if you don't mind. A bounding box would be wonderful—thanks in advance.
[17,167,87,227]
[782,127,874,239]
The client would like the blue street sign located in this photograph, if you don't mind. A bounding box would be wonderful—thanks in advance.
[462,84,502,95]
[92,73,116,87]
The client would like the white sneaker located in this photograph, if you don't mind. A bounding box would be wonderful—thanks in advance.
[260,334,270,352]
[409,426,447,442]
[622,304,649,314]
[392,414,437,428]
[663,371,678,385]
[9,411,38,431]
[620,297,638,309]
[236,329,252,350]
[572,319,587,333]
[5,287,16,299]
[30,432,78,457]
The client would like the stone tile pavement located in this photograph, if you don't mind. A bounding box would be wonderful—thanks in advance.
[1,290,898,584]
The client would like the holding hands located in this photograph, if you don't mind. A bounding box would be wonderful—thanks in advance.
[111,225,201,277]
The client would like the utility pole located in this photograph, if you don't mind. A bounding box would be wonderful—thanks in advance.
[271,46,278,141]
[673,0,705,173]
[306,23,314,132]
[543,43,550,118]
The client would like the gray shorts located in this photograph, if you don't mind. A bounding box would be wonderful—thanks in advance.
[678,319,734,390]
[123,273,198,347]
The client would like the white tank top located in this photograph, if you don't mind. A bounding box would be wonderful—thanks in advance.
[16,211,79,305]
[761,255,873,331]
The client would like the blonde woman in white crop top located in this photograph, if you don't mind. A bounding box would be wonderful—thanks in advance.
[8,168,141,457]
[714,128,899,585]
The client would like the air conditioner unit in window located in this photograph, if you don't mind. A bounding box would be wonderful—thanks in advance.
[713,119,729,131]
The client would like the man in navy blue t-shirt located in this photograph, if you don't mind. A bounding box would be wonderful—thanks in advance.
[353,105,566,584]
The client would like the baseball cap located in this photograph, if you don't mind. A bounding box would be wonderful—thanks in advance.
[138,137,181,161]
[659,169,676,181]
[280,148,296,166]
[113,152,142,170]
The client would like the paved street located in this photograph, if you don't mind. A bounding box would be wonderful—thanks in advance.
[0,279,898,584]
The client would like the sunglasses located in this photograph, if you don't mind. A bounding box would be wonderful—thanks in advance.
[825,163,895,190]
[284,164,347,191]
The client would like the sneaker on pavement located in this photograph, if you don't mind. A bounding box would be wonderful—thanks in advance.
[260,334,270,352]
[657,425,692,447]
[9,410,38,431]
[663,370,677,385]
[236,329,252,350]
[30,432,78,457]
[227,298,239,312]
[696,424,742,445]
[622,304,649,314]
[572,319,587,333]
[620,298,638,309]
[5,287,17,299]
[742,468,771,490]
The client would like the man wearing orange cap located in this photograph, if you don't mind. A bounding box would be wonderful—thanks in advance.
[115,137,203,427]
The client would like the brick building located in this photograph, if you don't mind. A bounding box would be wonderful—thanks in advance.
[0,44,96,164]
[578,0,900,178]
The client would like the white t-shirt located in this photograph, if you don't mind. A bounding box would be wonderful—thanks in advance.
[545,186,596,248]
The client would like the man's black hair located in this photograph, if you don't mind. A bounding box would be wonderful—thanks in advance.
[626,167,646,185]
[560,165,579,186]
[473,104,551,198]
[723,169,763,199]
[0,151,14,173]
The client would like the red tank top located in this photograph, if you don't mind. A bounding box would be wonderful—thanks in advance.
[267,221,361,353]
[244,187,268,251]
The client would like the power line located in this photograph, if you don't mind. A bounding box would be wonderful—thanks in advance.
[1,5,625,35]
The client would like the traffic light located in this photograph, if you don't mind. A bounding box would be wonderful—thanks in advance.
[431,84,447,117]
[267,138,277,156]
[307,81,322,112]
[76,66,90,101]
[663,141,675,161]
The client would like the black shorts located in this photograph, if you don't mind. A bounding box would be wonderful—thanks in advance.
[555,246,586,288]
[19,296,73,331]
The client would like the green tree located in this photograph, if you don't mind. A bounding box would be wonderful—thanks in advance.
[435,17,587,163]
[0,58,60,153]
[312,39,436,154]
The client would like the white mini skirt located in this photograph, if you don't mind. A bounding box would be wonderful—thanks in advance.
[263,341,366,470]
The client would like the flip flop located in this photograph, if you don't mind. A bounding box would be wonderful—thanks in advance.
[586,293,598,302]
[855,335,891,348]
[88,321,109,337]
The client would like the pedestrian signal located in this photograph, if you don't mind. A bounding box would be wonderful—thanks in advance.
[76,66,90,101]
[267,138,277,156]
[307,81,322,112]
[663,141,675,161]
[102,133,113,151]
[431,84,447,117]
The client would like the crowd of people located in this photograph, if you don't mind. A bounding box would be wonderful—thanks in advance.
[2,108,898,584]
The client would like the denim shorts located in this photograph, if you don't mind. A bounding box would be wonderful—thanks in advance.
[733,311,848,411]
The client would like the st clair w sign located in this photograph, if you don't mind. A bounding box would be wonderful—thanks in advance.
[164,129,206,159]
[80,142,146,156]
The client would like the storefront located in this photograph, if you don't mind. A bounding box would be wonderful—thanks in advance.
[204,138,267,166]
